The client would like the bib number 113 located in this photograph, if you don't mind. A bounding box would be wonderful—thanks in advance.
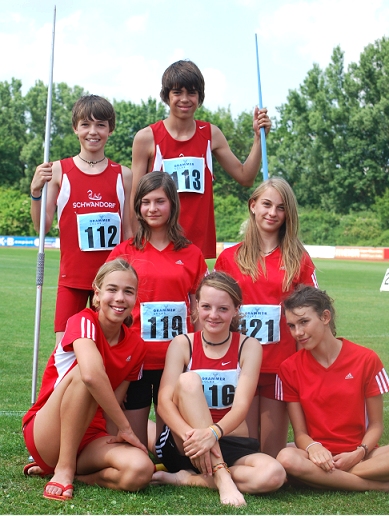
[162,156,205,194]
[170,169,201,191]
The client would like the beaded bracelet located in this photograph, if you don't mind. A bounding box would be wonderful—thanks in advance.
[30,193,42,201]
[209,426,219,441]
[305,441,322,452]
[212,462,230,475]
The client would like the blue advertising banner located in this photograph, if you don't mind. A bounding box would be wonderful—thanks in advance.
[0,236,59,248]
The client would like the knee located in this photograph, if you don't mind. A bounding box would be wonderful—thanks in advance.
[259,460,287,492]
[67,364,91,392]
[119,456,154,491]
[176,371,202,395]
[276,447,302,476]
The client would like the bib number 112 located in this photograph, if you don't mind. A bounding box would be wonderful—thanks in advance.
[84,225,117,249]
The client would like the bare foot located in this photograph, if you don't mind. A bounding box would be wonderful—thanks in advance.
[214,470,246,507]
[151,469,195,486]
[151,468,245,507]
[24,463,45,477]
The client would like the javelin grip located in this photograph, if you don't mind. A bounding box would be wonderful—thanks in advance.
[36,252,45,286]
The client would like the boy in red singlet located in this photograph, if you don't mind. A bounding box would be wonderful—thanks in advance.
[30,95,132,345]
[130,60,272,259]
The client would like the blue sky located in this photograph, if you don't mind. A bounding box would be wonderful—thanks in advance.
[1,0,389,119]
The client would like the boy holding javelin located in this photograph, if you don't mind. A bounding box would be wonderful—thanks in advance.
[30,94,132,345]
[130,60,271,259]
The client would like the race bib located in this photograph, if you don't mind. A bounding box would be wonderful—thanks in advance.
[239,304,281,344]
[77,212,121,251]
[196,369,237,409]
[162,156,205,194]
[140,301,187,341]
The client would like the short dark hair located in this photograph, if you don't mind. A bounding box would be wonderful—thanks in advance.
[72,94,115,132]
[160,60,205,106]
[283,285,337,336]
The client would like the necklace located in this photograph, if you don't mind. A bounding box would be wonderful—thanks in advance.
[202,331,231,346]
[78,154,106,167]
[262,245,278,255]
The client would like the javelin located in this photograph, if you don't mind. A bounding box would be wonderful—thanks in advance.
[255,33,269,181]
[31,6,56,404]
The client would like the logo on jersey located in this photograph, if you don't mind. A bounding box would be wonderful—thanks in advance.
[73,190,116,209]
[345,373,354,379]
[87,189,102,201]
[175,260,184,265]
[126,355,132,362]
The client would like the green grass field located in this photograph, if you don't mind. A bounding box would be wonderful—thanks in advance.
[1,247,389,514]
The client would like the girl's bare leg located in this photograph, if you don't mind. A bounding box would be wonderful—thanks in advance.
[277,447,389,491]
[259,396,289,458]
[348,446,389,482]
[33,365,98,497]
[245,394,259,439]
[154,372,246,507]
[76,436,154,491]
[147,412,165,458]
[230,452,286,494]
[124,406,150,449]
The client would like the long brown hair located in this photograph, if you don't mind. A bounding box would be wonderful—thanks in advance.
[236,177,306,291]
[132,171,191,251]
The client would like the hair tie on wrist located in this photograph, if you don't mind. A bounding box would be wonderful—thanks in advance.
[30,193,42,201]
[214,422,224,438]
[305,441,322,452]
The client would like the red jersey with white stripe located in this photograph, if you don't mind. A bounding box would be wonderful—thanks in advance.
[150,120,216,258]
[187,332,242,423]
[107,240,208,369]
[57,158,125,289]
[215,244,317,374]
[22,308,145,428]
[276,338,389,454]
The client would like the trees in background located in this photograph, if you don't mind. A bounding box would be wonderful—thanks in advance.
[0,36,388,244]
[267,37,389,214]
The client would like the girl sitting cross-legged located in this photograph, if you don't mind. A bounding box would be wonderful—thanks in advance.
[276,285,389,492]
[152,271,286,507]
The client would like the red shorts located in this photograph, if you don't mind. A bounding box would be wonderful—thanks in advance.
[23,414,109,472]
[54,285,94,333]
[258,373,278,400]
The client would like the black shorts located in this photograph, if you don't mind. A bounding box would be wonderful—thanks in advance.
[124,369,163,410]
[155,424,260,473]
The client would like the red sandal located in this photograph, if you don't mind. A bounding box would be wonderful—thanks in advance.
[43,481,73,501]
